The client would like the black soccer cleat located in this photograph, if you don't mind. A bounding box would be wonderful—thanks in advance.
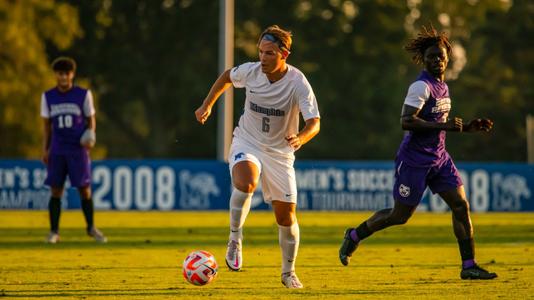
[339,228,359,266]
[460,264,498,280]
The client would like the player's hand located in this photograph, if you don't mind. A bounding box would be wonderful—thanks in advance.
[465,118,494,133]
[445,117,463,132]
[195,104,212,125]
[285,134,302,151]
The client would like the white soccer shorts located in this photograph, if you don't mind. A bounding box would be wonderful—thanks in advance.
[228,138,297,204]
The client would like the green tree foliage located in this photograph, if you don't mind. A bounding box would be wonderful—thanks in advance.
[443,0,533,161]
[63,0,220,158]
[0,0,81,158]
[233,0,532,161]
[2,0,532,161]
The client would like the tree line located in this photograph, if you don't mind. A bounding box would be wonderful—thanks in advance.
[0,0,531,161]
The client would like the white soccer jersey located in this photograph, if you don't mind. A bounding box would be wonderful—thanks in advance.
[230,62,320,154]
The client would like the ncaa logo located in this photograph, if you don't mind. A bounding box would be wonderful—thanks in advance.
[399,184,410,198]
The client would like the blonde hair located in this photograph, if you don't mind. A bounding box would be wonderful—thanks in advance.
[258,25,292,51]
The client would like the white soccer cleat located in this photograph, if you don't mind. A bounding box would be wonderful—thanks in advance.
[225,239,242,271]
[46,232,60,244]
[88,227,108,243]
[281,271,303,289]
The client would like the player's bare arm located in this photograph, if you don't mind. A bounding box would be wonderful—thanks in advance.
[401,104,463,131]
[87,115,96,130]
[286,117,320,151]
[195,69,233,124]
[42,118,51,164]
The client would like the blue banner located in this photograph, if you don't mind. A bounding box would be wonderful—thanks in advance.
[0,160,532,211]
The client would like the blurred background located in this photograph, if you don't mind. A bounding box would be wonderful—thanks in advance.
[1,3,533,297]
[1,0,532,161]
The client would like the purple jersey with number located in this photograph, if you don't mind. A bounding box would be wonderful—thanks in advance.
[43,86,89,154]
[397,71,451,167]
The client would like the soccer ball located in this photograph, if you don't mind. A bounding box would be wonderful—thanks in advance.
[182,250,218,286]
[80,129,96,148]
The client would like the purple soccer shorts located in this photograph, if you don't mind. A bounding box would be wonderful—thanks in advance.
[393,153,463,206]
[45,150,91,188]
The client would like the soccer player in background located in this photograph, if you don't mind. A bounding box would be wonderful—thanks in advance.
[41,57,107,244]
[339,25,497,280]
[195,25,320,288]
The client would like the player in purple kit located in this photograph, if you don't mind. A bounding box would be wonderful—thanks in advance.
[41,57,107,244]
[339,26,497,280]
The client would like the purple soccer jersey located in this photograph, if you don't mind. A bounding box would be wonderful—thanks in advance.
[41,86,94,187]
[397,71,451,167]
[43,86,92,154]
[393,71,462,206]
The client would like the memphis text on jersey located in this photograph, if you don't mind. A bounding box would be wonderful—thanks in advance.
[250,101,285,117]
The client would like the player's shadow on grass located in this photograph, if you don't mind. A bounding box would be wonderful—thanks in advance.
[3,286,406,298]
[2,287,189,298]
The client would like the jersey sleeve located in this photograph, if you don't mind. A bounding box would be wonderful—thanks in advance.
[404,80,430,109]
[296,78,320,121]
[40,93,50,118]
[83,90,96,117]
[229,62,255,88]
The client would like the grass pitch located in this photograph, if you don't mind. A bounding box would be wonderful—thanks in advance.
[0,211,533,299]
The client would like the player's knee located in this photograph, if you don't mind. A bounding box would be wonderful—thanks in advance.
[390,214,411,225]
[276,216,294,226]
[275,213,296,226]
[51,191,63,198]
[233,179,257,193]
[234,182,256,193]
[51,187,64,198]
[397,217,410,225]
[78,186,91,199]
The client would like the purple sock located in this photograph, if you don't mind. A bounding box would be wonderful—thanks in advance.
[462,259,476,269]
[349,229,360,243]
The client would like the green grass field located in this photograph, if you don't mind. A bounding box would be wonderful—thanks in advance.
[1,211,533,299]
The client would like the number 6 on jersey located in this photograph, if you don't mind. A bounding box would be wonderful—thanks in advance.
[262,117,270,132]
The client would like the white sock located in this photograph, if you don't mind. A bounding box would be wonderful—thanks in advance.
[278,223,300,273]
[229,188,253,242]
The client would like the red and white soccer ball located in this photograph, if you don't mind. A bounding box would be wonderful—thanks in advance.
[182,250,218,286]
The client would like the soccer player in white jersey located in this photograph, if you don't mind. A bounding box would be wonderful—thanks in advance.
[195,25,320,288]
